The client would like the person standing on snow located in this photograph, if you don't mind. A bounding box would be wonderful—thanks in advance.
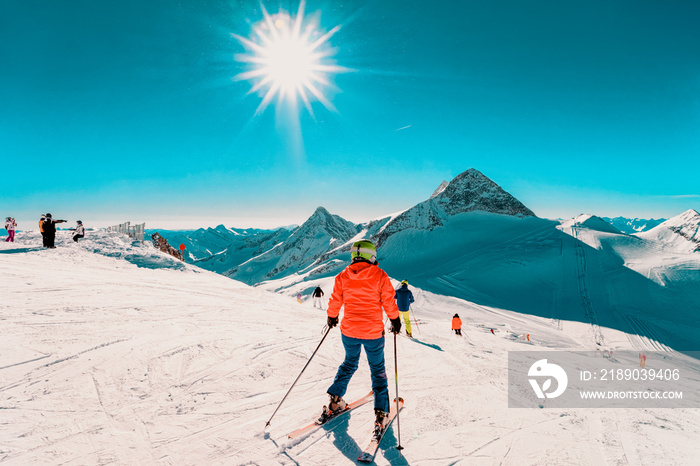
[394,280,415,337]
[452,314,462,336]
[312,286,324,309]
[72,220,85,242]
[325,239,402,435]
[4,217,17,242]
[42,213,66,248]
[39,215,47,247]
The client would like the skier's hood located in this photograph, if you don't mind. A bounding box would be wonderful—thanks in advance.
[346,260,379,279]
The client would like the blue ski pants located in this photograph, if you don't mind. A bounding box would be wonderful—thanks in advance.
[328,334,390,413]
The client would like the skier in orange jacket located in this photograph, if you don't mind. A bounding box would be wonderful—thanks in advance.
[452,314,462,336]
[325,239,401,434]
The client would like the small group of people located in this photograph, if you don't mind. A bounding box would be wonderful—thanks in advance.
[395,281,463,336]
[4,217,17,242]
[39,213,85,248]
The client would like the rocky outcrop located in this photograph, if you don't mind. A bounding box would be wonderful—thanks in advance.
[151,232,183,260]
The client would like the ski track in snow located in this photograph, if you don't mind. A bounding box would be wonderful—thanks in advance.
[1,231,700,465]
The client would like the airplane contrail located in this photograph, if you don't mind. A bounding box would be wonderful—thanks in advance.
[395,125,412,131]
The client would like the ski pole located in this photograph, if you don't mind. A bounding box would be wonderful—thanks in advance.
[410,305,421,335]
[265,326,332,428]
[393,332,404,451]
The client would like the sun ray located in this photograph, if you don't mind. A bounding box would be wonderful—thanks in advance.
[233,1,349,117]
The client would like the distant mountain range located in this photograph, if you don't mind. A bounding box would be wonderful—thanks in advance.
[601,216,666,234]
[146,225,294,274]
[152,168,700,350]
[152,169,698,289]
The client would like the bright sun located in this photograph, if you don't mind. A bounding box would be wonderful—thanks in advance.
[233,1,346,115]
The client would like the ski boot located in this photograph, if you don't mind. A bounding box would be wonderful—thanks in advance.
[329,394,347,413]
[373,409,390,439]
[319,394,347,423]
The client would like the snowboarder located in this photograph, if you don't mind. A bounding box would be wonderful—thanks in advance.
[325,239,402,435]
[394,280,415,337]
[42,213,67,248]
[296,292,302,303]
[72,220,85,242]
[4,217,16,242]
[312,286,324,309]
[452,314,462,336]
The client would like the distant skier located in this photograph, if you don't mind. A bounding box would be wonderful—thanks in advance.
[296,292,302,303]
[5,217,16,242]
[325,239,401,436]
[312,286,324,309]
[394,280,415,337]
[452,314,462,336]
[72,220,85,242]
[42,213,67,248]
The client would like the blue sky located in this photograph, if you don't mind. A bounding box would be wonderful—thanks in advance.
[2,0,698,229]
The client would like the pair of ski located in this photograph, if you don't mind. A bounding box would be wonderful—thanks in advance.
[287,391,404,463]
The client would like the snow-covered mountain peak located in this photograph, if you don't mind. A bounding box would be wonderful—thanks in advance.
[373,168,535,246]
[669,208,700,225]
[649,209,699,233]
[434,168,536,218]
[638,209,700,253]
[226,207,360,283]
[307,206,333,223]
[297,206,357,238]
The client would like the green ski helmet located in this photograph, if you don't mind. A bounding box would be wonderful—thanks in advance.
[350,239,377,263]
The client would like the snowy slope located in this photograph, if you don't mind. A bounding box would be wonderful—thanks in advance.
[560,214,624,236]
[557,214,626,251]
[636,209,700,254]
[2,231,700,465]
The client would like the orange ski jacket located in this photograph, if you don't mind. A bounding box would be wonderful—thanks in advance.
[327,260,400,340]
[452,317,462,330]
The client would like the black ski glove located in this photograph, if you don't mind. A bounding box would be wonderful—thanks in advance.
[389,317,402,334]
[327,316,339,328]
